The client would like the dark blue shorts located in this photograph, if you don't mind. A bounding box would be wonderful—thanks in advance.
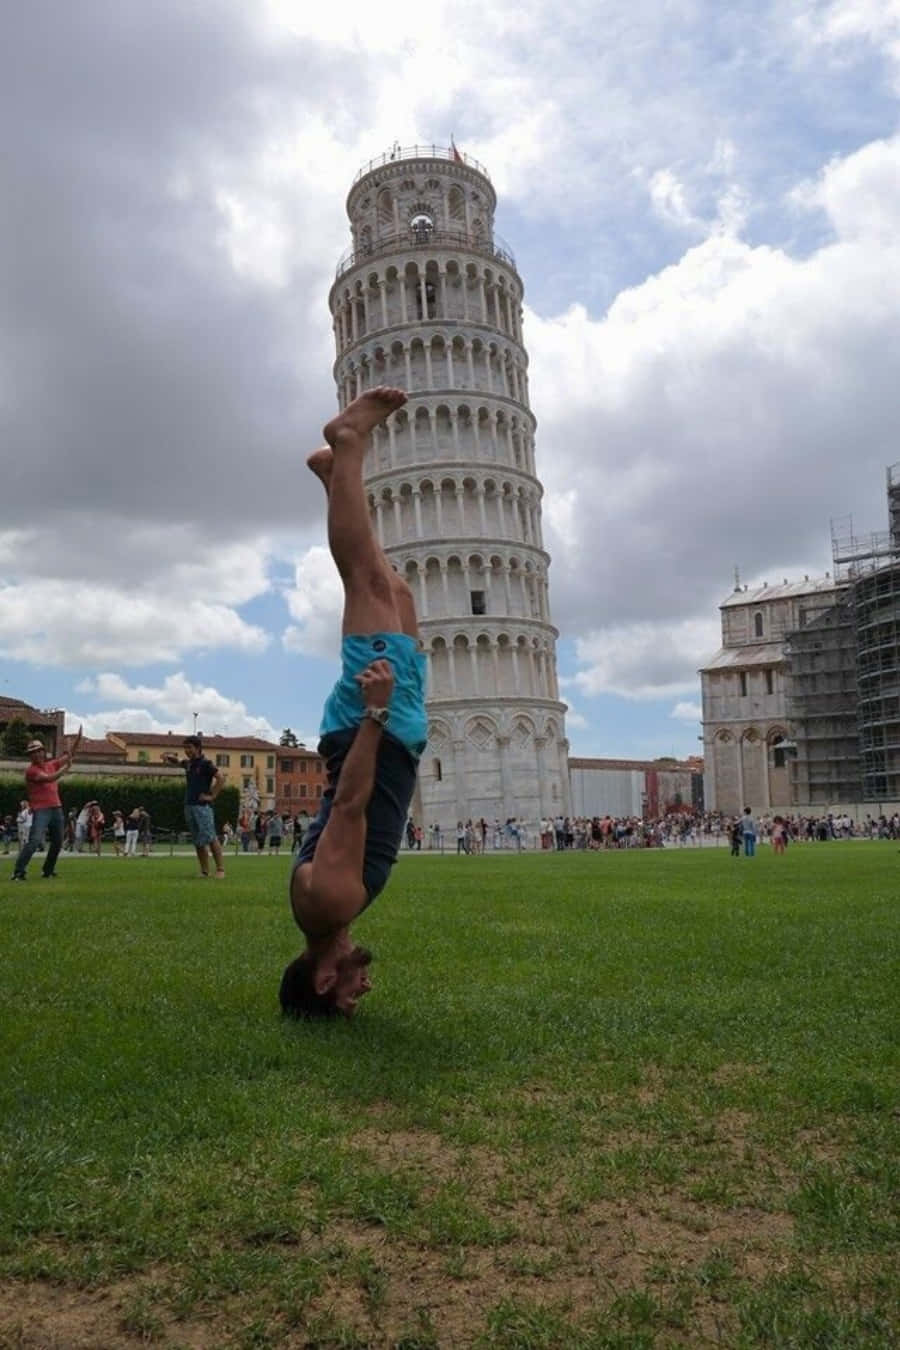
[292,728,419,907]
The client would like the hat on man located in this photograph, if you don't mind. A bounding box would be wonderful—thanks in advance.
[26,740,45,754]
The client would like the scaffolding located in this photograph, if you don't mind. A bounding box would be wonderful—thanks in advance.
[854,561,900,800]
[821,463,900,802]
[785,596,861,805]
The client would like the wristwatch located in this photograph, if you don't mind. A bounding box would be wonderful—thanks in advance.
[363,706,390,727]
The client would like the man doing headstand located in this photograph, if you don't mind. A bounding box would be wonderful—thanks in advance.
[280,386,425,1019]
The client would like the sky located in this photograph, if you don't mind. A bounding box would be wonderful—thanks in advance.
[2,0,900,758]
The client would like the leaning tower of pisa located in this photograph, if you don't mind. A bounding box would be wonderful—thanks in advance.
[329,143,570,835]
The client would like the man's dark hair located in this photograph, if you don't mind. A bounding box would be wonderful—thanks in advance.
[279,953,339,1020]
[183,734,202,749]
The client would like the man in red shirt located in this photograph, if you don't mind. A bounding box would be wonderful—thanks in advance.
[11,729,81,882]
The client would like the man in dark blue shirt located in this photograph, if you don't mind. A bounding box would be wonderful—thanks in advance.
[162,736,225,878]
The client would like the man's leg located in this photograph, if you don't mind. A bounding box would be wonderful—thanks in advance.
[14,811,49,878]
[292,391,413,924]
[315,387,409,636]
[307,431,418,641]
[209,835,225,877]
[42,810,64,876]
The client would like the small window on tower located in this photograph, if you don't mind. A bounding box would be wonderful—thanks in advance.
[410,212,434,243]
[740,672,748,697]
[766,669,774,695]
[470,590,486,615]
[433,757,442,781]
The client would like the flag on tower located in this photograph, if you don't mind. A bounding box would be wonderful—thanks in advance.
[450,137,463,163]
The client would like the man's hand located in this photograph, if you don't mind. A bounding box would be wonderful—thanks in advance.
[198,793,213,803]
[355,659,394,709]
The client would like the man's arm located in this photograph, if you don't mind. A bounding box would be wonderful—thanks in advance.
[30,757,72,785]
[67,725,83,762]
[161,752,182,765]
[331,718,384,814]
[330,660,395,816]
[198,768,222,804]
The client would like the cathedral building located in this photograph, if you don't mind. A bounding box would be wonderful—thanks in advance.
[700,576,845,814]
[702,463,900,814]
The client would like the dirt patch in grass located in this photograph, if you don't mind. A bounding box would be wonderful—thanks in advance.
[352,1125,506,1191]
[710,1061,766,1087]
[0,1276,215,1349]
[0,1112,866,1349]
[297,1195,794,1348]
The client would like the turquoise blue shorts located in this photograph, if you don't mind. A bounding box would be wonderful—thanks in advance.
[185,804,216,847]
[320,633,427,757]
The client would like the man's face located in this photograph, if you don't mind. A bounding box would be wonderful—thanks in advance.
[333,946,373,1017]
[183,742,200,760]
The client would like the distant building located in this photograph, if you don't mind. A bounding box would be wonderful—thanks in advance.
[0,696,65,756]
[702,463,900,814]
[568,756,704,818]
[700,576,844,815]
[106,732,282,809]
[274,745,326,817]
[76,736,128,765]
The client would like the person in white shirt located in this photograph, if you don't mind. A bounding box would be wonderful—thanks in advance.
[74,803,92,853]
[16,801,32,849]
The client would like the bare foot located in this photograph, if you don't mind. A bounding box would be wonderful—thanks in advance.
[323,386,407,450]
[306,446,333,494]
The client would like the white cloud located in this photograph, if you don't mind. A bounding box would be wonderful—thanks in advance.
[671,701,702,722]
[282,545,343,659]
[801,1,900,88]
[0,533,272,668]
[649,168,703,232]
[573,619,721,701]
[528,133,900,701]
[0,581,268,667]
[69,672,277,740]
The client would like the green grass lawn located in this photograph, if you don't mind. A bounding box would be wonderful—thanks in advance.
[1,845,898,1349]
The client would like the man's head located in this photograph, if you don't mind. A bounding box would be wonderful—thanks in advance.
[26,739,45,762]
[279,946,373,1020]
[183,736,202,760]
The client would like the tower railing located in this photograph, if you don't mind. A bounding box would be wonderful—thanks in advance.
[352,144,491,186]
[335,226,516,280]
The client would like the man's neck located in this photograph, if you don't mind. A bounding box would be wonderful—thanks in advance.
[305,928,351,964]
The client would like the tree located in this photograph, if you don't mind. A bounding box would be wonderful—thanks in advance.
[2,719,32,758]
[279,729,299,747]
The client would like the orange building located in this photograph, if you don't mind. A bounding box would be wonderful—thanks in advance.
[274,745,325,818]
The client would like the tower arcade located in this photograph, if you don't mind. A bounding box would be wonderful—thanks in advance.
[329,144,570,832]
